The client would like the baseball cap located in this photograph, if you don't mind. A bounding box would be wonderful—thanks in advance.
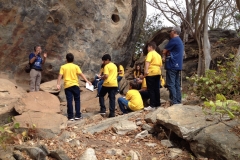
[172,26,181,34]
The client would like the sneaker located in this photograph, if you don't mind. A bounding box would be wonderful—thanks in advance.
[75,117,83,120]
[144,106,156,111]
[99,111,106,115]
[68,118,74,121]
[108,114,115,118]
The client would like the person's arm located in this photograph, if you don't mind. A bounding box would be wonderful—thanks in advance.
[144,61,150,76]
[125,91,131,101]
[162,49,169,62]
[79,73,92,85]
[101,74,108,80]
[139,87,147,92]
[56,74,63,90]
[42,52,47,64]
[29,54,38,64]
[134,71,137,79]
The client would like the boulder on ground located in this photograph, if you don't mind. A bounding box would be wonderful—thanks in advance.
[40,80,61,94]
[190,120,240,160]
[156,104,218,140]
[16,91,61,114]
[14,111,68,134]
[0,78,25,124]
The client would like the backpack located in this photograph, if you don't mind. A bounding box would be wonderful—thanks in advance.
[25,63,31,73]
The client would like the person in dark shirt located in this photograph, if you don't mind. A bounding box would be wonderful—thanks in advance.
[162,26,184,105]
[29,45,47,92]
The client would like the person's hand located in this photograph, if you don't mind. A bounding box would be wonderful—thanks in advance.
[87,81,92,86]
[144,71,149,76]
[43,52,47,58]
[57,84,61,90]
[162,57,166,63]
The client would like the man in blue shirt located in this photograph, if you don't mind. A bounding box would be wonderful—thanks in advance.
[29,45,47,92]
[163,26,184,105]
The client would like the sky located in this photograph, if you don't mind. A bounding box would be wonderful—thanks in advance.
[146,3,173,27]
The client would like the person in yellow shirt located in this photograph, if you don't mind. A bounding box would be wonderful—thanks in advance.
[115,63,124,93]
[144,41,163,111]
[99,54,118,118]
[118,81,143,114]
[134,64,141,79]
[57,53,91,121]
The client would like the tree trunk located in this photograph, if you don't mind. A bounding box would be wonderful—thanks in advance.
[196,37,205,76]
[237,0,240,12]
[203,0,211,71]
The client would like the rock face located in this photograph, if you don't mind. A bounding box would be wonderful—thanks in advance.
[0,0,146,84]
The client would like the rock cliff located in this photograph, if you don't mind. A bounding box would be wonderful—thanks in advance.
[0,0,146,84]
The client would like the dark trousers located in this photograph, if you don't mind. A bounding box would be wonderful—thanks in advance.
[146,75,160,107]
[139,90,149,100]
[64,85,81,119]
[99,86,117,116]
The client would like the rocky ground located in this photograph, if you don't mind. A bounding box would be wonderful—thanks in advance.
[0,76,239,160]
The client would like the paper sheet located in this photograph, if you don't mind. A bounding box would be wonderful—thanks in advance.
[86,83,94,91]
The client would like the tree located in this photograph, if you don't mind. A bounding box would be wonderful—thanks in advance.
[208,0,238,30]
[147,0,214,75]
[134,13,162,58]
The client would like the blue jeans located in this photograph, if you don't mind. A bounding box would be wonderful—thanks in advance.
[117,76,123,91]
[93,75,100,87]
[99,86,117,117]
[118,97,132,114]
[166,69,181,105]
[64,85,81,119]
[97,80,104,95]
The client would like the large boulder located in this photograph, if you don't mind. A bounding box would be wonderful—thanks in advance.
[156,104,218,140]
[14,111,68,134]
[15,91,61,114]
[0,0,146,84]
[0,78,25,124]
[190,120,240,160]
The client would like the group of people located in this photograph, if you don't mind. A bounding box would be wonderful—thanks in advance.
[28,26,183,121]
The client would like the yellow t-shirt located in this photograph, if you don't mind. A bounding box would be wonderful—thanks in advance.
[118,65,124,77]
[126,89,144,111]
[134,71,140,78]
[161,76,165,87]
[59,63,82,89]
[141,78,147,88]
[103,62,118,87]
[145,50,162,76]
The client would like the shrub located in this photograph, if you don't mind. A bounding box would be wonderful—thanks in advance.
[186,54,240,100]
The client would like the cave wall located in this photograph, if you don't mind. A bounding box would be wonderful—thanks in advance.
[0,0,146,83]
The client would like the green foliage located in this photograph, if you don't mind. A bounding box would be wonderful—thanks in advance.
[0,122,38,149]
[186,54,240,100]
[203,94,240,119]
[134,14,162,58]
